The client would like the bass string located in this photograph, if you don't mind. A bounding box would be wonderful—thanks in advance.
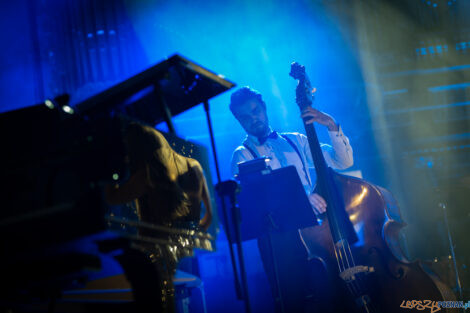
[339,240,359,295]
[334,242,358,298]
[337,239,373,303]
[343,241,377,313]
[343,240,364,297]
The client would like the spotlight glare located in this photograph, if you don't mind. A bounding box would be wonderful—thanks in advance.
[62,105,74,114]
[44,99,55,109]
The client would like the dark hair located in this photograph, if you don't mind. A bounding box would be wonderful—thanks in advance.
[229,86,265,114]
[124,123,189,221]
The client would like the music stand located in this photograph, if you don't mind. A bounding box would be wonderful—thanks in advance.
[233,165,317,242]
[222,165,317,313]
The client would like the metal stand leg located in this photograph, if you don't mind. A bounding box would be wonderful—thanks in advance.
[199,282,208,313]
[232,210,252,313]
[205,99,251,313]
[267,232,285,313]
[440,202,463,300]
[155,84,176,134]
[426,163,464,301]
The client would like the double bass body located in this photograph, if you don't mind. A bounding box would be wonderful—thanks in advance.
[300,171,458,312]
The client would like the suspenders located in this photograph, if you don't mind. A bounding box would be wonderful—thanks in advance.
[242,134,312,188]
[242,144,259,161]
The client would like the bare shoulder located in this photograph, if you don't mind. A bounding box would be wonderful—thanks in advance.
[186,157,204,177]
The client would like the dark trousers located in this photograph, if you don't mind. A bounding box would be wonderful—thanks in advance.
[257,230,338,313]
[116,247,175,313]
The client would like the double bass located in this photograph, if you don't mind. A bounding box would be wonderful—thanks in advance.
[289,62,457,313]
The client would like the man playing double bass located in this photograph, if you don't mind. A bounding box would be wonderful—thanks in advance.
[229,86,354,312]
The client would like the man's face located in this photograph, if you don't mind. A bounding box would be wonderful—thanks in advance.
[233,99,270,138]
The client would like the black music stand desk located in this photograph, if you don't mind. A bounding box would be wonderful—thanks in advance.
[234,165,318,242]
[225,165,318,313]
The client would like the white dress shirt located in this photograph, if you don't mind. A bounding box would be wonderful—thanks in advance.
[230,127,353,194]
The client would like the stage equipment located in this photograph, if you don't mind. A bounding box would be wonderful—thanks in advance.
[237,162,317,313]
[426,165,466,300]
[216,161,318,313]
[0,54,234,312]
[236,163,316,241]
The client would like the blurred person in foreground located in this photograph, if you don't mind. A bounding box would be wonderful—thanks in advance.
[105,122,213,312]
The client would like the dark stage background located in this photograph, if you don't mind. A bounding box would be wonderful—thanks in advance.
[1,0,469,311]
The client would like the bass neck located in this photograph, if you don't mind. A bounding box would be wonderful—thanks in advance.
[290,61,357,245]
[303,116,330,184]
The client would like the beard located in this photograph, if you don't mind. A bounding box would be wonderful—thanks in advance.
[248,121,270,138]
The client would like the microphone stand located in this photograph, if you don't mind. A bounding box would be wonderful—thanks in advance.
[426,162,463,300]
[439,201,463,300]
[204,101,251,313]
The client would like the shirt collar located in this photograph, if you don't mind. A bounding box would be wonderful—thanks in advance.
[246,128,278,146]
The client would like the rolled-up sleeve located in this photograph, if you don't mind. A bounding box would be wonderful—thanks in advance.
[298,126,353,170]
[325,126,353,169]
